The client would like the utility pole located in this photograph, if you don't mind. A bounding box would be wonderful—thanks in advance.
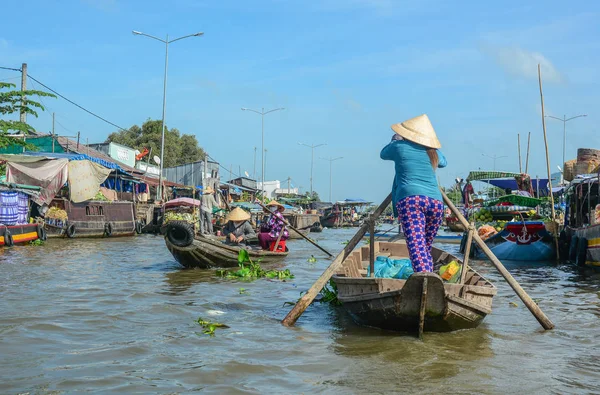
[321,156,343,202]
[287,176,291,194]
[52,113,56,153]
[253,147,257,180]
[298,142,326,198]
[20,63,27,124]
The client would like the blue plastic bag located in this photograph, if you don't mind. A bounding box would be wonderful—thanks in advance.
[367,256,414,279]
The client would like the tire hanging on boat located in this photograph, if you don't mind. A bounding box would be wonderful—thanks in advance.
[166,220,195,247]
[575,237,588,267]
[104,222,113,237]
[66,223,76,238]
[568,235,579,262]
[4,231,13,247]
[37,224,47,241]
[135,221,143,234]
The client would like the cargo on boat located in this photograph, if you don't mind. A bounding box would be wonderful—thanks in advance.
[331,240,496,333]
[0,181,46,246]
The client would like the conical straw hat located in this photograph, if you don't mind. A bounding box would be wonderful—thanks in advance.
[203,186,214,194]
[390,114,441,149]
[226,207,250,222]
[266,200,285,212]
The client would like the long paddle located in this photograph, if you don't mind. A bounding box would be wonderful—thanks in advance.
[256,201,333,257]
[440,189,554,330]
[282,193,392,327]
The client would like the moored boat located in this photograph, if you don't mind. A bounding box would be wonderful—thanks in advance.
[331,240,497,333]
[0,181,46,246]
[164,221,289,269]
[283,212,320,239]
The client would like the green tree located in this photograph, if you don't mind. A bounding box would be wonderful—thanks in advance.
[106,119,206,168]
[0,82,55,148]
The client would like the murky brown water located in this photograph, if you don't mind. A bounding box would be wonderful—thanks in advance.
[1,229,599,394]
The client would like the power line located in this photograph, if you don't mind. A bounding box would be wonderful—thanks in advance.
[1,65,128,132]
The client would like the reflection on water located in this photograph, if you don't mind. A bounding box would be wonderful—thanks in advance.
[0,231,599,394]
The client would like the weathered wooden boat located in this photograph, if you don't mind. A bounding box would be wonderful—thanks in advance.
[164,221,289,269]
[561,173,600,268]
[44,198,137,238]
[446,216,466,232]
[283,212,320,239]
[331,240,497,333]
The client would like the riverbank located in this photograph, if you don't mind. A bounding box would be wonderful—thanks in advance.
[1,230,599,393]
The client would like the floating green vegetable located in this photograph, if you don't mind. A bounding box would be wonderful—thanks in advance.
[216,249,294,280]
[319,280,341,306]
[196,316,229,336]
[307,255,317,263]
[29,239,44,246]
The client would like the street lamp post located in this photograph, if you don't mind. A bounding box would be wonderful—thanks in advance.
[241,107,285,201]
[298,142,326,198]
[132,30,204,201]
[545,114,587,184]
[320,156,343,202]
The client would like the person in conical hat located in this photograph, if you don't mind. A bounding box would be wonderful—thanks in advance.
[258,200,289,250]
[222,207,256,245]
[200,185,219,235]
[380,114,447,273]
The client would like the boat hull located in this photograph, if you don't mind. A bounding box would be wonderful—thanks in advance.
[332,241,496,333]
[284,213,320,239]
[565,225,600,268]
[45,200,136,238]
[165,236,289,269]
[0,224,40,246]
[462,221,555,261]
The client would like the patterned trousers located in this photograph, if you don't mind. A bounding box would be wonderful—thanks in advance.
[396,195,444,272]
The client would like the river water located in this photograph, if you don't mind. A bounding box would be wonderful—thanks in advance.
[1,229,599,394]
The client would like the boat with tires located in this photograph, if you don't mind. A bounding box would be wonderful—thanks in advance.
[560,173,600,268]
[164,220,289,269]
[331,240,497,333]
[0,181,47,246]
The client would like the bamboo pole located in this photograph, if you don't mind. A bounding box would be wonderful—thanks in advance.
[459,224,474,288]
[525,132,531,174]
[537,64,560,260]
[518,133,522,173]
[369,216,375,277]
[282,193,392,327]
[441,189,554,330]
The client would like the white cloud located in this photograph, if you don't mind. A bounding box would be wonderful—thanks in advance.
[482,45,563,83]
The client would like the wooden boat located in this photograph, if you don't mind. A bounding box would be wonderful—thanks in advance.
[0,181,45,246]
[44,198,137,238]
[164,221,289,269]
[460,221,555,261]
[283,212,320,239]
[331,240,496,333]
[561,174,600,268]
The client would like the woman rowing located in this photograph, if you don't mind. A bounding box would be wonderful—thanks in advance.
[258,200,289,250]
[380,114,447,273]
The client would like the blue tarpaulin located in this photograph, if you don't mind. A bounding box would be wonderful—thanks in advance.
[482,178,550,196]
[24,151,122,170]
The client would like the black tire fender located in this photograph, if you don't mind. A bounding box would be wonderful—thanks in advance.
[37,224,47,241]
[4,230,13,247]
[104,222,113,237]
[166,220,195,247]
[575,237,588,267]
[568,235,579,262]
[66,223,76,238]
[135,221,143,234]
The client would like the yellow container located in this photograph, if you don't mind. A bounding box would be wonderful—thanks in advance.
[440,260,461,281]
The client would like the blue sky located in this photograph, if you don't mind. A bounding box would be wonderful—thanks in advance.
[1,0,598,203]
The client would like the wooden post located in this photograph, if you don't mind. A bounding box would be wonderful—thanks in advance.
[369,216,375,277]
[441,189,554,330]
[77,131,80,150]
[460,224,475,288]
[537,64,560,260]
[282,193,392,327]
[418,277,428,339]
[525,132,531,174]
[518,133,522,173]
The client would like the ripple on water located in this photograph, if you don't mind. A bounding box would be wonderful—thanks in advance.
[1,233,600,393]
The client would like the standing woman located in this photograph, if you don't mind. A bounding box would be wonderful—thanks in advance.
[380,114,447,272]
[257,200,289,250]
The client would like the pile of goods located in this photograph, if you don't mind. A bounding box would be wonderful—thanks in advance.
[45,207,68,228]
[471,208,493,223]
[163,210,195,224]
[477,225,497,240]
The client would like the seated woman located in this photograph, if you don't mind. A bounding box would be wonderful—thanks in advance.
[258,200,289,250]
[222,207,256,245]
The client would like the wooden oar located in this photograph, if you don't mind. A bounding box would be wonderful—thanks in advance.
[282,193,392,327]
[256,201,333,257]
[441,189,554,330]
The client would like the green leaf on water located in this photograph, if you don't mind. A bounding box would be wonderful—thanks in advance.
[282,301,296,307]
[238,249,250,264]
[307,255,317,263]
[239,288,247,294]
[509,302,519,307]
[196,316,229,336]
